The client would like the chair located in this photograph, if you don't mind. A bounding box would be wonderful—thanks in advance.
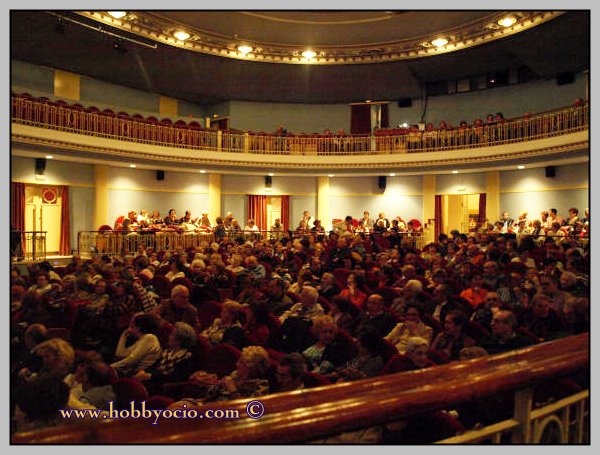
[332,268,352,289]
[160,118,173,125]
[197,300,222,330]
[204,343,241,378]
[317,296,332,313]
[465,320,491,343]
[151,275,171,299]
[193,335,213,371]
[112,378,148,409]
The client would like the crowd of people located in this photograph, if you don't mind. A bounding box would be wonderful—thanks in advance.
[11,206,589,441]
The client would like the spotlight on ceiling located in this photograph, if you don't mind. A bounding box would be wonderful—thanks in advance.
[452,170,459,174]
[517,165,525,170]
[431,37,449,47]
[107,11,127,19]
[327,173,335,178]
[237,45,253,54]
[199,170,206,174]
[389,173,396,177]
[129,164,137,168]
[498,16,517,28]
[174,31,191,41]
[302,50,317,59]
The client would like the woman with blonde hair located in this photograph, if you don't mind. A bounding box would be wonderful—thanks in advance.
[201,299,244,345]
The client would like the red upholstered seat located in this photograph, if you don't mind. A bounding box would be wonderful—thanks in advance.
[204,343,241,378]
[170,276,193,292]
[151,275,171,299]
[197,300,222,330]
[112,378,149,408]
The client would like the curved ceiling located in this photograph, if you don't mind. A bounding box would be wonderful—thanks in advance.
[10,10,589,105]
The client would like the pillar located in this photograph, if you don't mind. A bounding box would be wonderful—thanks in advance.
[486,171,501,224]
[317,176,330,230]
[208,173,222,220]
[93,164,109,229]
[159,95,178,117]
[422,175,436,244]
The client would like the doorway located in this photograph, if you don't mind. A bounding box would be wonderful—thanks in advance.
[25,185,62,254]
[441,193,482,234]
[266,196,282,230]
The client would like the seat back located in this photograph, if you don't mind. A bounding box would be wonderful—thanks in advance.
[204,343,241,377]
[112,378,148,408]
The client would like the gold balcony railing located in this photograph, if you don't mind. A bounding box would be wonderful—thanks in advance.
[11,96,588,156]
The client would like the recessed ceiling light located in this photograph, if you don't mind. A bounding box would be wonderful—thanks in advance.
[107,11,127,19]
[401,123,409,128]
[45,155,54,159]
[431,37,449,47]
[498,16,517,28]
[237,45,253,54]
[264,187,273,192]
[268,172,275,177]
[173,31,191,41]
[199,170,206,174]
[517,165,525,169]
[389,173,396,177]
[327,173,335,178]
[452,170,459,174]
[365,100,372,103]
[129,164,137,168]
[302,50,317,59]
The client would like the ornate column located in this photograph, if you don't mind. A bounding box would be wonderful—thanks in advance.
[93,164,109,229]
[422,175,436,244]
[317,176,330,230]
[208,173,222,221]
[486,171,501,224]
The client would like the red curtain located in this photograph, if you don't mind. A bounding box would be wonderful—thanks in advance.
[478,193,487,229]
[248,195,268,232]
[59,186,71,255]
[351,104,371,134]
[434,195,443,240]
[11,182,26,254]
[281,195,290,232]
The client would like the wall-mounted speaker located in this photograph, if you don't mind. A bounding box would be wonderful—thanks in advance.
[35,158,46,175]
[378,176,387,192]
[397,98,412,108]
[265,175,272,188]
[545,166,556,178]
[156,170,165,181]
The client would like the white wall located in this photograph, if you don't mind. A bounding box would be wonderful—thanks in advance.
[499,163,589,219]
[328,176,423,223]
[436,172,487,195]
[106,168,210,224]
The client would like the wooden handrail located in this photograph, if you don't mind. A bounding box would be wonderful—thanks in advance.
[13,333,588,444]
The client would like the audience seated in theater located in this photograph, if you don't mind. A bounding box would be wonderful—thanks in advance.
[430,310,476,361]
[273,353,308,392]
[201,299,244,345]
[384,303,433,354]
[382,337,435,374]
[151,285,200,331]
[111,313,162,377]
[352,293,397,339]
[478,310,535,355]
[279,285,324,323]
[302,315,355,376]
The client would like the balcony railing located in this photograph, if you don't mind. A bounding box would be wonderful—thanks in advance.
[13,333,588,444]
[11,96,588,156]
[11,230,46,261]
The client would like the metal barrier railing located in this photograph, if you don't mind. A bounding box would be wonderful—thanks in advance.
[14,230,47,261]
[12,96,588,156]
[77,229,425,257]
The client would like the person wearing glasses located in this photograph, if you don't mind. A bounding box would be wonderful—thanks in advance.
[478,310,534,355]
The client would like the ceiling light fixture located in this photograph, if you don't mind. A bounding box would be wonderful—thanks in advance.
[45,155,54,159]
[389,173,396,177]
[452,170,459,174]
[237,45,253,54]
[302,50,317,59]
[129,164,137,168]
[173,31,191,41]
[107,11,127,19]
[268,172,275,177]
[431,37,449,47]
[199,170,206,173]
[327,173,335,178]
[517,165,525,169]
[498,16,517,28]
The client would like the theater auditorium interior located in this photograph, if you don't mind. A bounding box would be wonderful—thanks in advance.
[9,10,590,444]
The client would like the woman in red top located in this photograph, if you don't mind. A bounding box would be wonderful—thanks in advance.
[339,273,367,309]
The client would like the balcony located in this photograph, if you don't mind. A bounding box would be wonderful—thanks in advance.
[11,95,589,174]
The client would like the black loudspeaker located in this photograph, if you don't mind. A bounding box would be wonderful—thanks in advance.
[556,72,575,85]
[545,166,556,178]
[35,158,46,175]
[265,175,272,188]
[156,170,165,180]
[397,98,412,108]
[378,176,387,192]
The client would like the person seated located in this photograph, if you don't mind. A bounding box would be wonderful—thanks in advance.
[68,361,116,411]
[201,299,244,345]
[274,353,308,392]
[352,293,397,339]
[381,337,435,374]
[336,327,384,381]
[517,294,565,342]
[317,272,340,301]
[329,296,359,333]
[302,315,355,376]
[189,346,271,402]
[27,273,52,295]
[14,374,70,433]
[164,209,179,226]
[384,303,433,354]
[338,273,367,309]
[198,211,211,228]
[311,219,325,234]
[244,255,266,282]
[134,322,197,394]
[459,273,488,309]
[470,291,503,333]
[244,218,260,232]
[111,313,162,377]
[478,310,535,355]
[19,338,75,383]
[243,303,271,347]
[152,285,200,330]
[279,285,324,323]
[430,310,476,361]
[264,277,293,316]
[372,218,388,234]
